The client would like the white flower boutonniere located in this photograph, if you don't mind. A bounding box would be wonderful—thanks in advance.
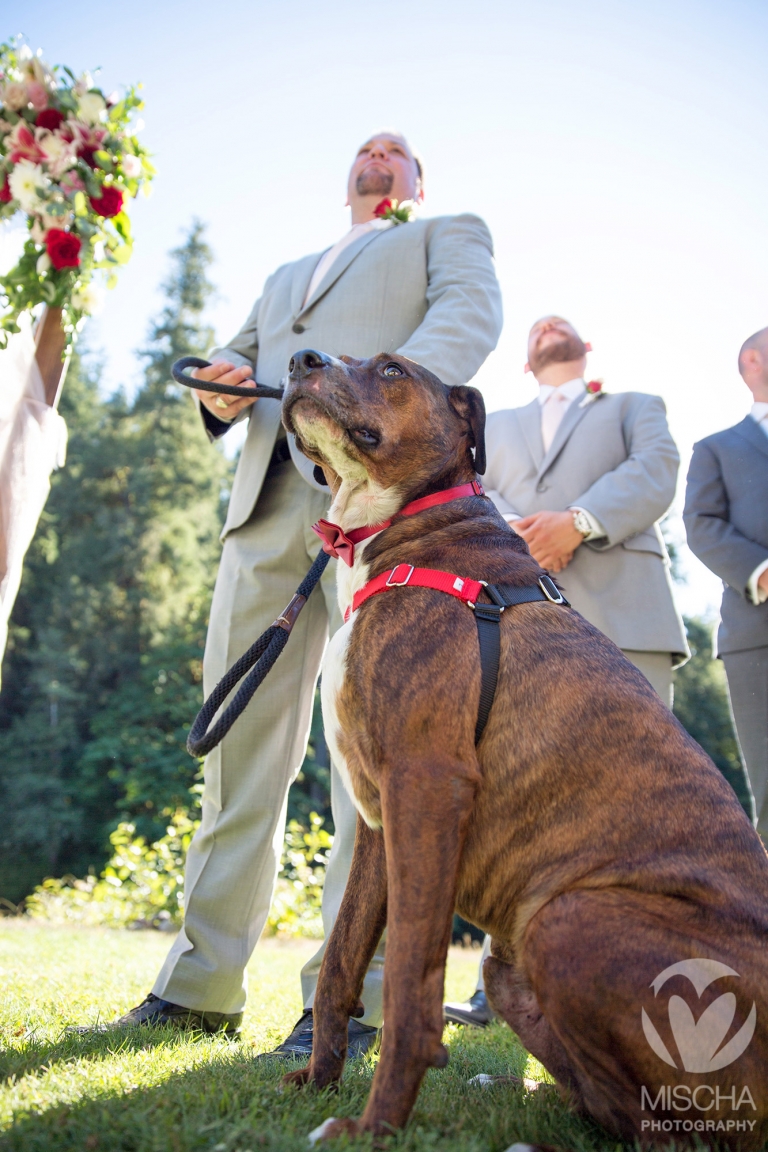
[579,380,606,408]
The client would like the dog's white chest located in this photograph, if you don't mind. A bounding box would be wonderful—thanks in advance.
[322,614,380,830]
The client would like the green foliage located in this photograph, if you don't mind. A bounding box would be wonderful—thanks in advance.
[25,808,197,928]
[267,813,333,937]
[674,617,755,819]
[25,810,332,939]
[0,223,232,900]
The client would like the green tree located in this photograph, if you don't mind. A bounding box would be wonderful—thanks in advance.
[0,224,232,901]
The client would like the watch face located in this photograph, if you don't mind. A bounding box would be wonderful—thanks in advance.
[573,511,590,536]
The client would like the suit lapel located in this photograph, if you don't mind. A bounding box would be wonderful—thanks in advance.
[296,226,390,317]
[535,392,595,482]
[516,399,544,469]
[290,254,322,319]
[733,415,768,463]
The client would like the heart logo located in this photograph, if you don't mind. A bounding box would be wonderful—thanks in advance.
[641,959,756,1073]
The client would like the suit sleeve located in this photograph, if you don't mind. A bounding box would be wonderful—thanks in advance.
[194,291,263,442]
[395,215,503,386]
[573,395,679,548]
[683,440,768,597]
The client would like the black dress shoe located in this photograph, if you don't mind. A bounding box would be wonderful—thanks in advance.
[443,989,497,1027]
[257,1009,380,1060]
[70,992,242,1036]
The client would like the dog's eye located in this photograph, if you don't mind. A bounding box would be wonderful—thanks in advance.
[350,427,380,447]
[382,363,404,377]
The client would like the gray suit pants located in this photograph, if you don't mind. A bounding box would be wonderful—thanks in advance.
[723,647,768,840]
[151,460,385,1025]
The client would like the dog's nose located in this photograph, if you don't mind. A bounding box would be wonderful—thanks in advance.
[289,349,331,379]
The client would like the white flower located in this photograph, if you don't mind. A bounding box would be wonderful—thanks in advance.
[122,153,142,178]
[74,72,94,96]
[1,81,28,112]
[77,91,106,126]
[37,130,77,177]
[36,252,51,275]
[8,160,50,213]
[92,240,105,262]
[71,281,103,315]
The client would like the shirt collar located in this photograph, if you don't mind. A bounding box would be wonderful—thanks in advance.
[537,377,586,406]
[751,401,768,424]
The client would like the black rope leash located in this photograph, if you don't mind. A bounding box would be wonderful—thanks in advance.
[171,354,326,758]
[187,550,330,757]
[171,355,285,401]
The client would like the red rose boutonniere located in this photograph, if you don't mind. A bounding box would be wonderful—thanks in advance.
[579,380,606,408]
[373,197,416,224]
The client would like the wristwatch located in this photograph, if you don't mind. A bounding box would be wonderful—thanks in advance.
[571,509,592,538]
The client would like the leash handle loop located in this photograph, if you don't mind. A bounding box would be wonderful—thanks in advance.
[171,355,285,401]
[186,550,330,758]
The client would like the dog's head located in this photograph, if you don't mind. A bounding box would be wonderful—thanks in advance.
[281,349,485,524]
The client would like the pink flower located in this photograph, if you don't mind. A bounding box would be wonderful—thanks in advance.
[8,120,45,165]
[60,170,85,195]
[26,81,48,112]
[586,380,603,394]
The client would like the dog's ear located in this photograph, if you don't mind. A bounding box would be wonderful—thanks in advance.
[448,385,486,475]
[313,464,329,486]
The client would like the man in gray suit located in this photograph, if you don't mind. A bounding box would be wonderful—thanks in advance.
[684,326,768,843]
[110,132,502,1052]
[444,313,687,1027]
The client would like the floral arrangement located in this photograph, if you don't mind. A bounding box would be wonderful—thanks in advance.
[0,38,154,348]
[373,197,416,224]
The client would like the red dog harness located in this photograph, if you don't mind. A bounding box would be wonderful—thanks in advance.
[312,480,570,743]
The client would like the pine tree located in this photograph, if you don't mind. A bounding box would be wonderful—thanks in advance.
[0,224,232,901]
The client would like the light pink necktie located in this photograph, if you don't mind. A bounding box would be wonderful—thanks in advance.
[541,390,571,453]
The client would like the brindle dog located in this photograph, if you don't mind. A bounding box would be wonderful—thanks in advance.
[280,348,768,1149]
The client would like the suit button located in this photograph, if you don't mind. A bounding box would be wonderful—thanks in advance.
[292,322,305,334]
[536,481,548,493]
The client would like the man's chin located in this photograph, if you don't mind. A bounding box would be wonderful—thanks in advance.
[356,173,394,198]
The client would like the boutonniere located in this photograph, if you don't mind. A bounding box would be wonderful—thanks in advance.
[579,380,606,408]
[373,197,416,224]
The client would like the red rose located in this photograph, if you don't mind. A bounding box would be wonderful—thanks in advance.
[89,186,124,218]
[36,108,65,131]
[373,198,393,217]
[45,229,82,271]
[586,380,602,394]
[0,176,11,204]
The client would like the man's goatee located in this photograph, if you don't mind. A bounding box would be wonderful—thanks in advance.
[356,170,394,197]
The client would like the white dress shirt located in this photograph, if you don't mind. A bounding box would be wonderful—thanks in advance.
[747,402,768,604]
[303,217,393,308]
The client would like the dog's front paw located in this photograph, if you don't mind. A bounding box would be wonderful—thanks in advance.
[307,1117,361,1144]
[282,1064,315,1090]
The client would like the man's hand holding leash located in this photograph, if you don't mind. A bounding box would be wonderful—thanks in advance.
[192,359,257,421]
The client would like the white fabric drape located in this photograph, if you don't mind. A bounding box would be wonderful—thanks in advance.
[0,313,67,683]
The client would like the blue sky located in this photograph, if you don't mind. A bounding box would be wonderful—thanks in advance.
[8,0,768,616]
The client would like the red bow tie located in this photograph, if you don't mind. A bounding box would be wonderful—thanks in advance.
[311,479,484,568]
[312,520,362,567]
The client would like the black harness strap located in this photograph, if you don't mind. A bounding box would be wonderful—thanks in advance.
[473,575,569,743]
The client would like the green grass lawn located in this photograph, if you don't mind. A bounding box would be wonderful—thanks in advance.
[0,923,626,1151]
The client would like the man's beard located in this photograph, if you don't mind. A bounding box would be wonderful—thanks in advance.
[356,168,394,197]
[529,331,588,373]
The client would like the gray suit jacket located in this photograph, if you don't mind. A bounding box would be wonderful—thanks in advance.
[206,214,502,536]
[684,417,768,656]
[484,391,688,660]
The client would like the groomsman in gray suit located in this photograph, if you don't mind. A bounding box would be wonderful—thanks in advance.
[444,313,687,1028]
[684,326,768,842]
[106,132,502,1052]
